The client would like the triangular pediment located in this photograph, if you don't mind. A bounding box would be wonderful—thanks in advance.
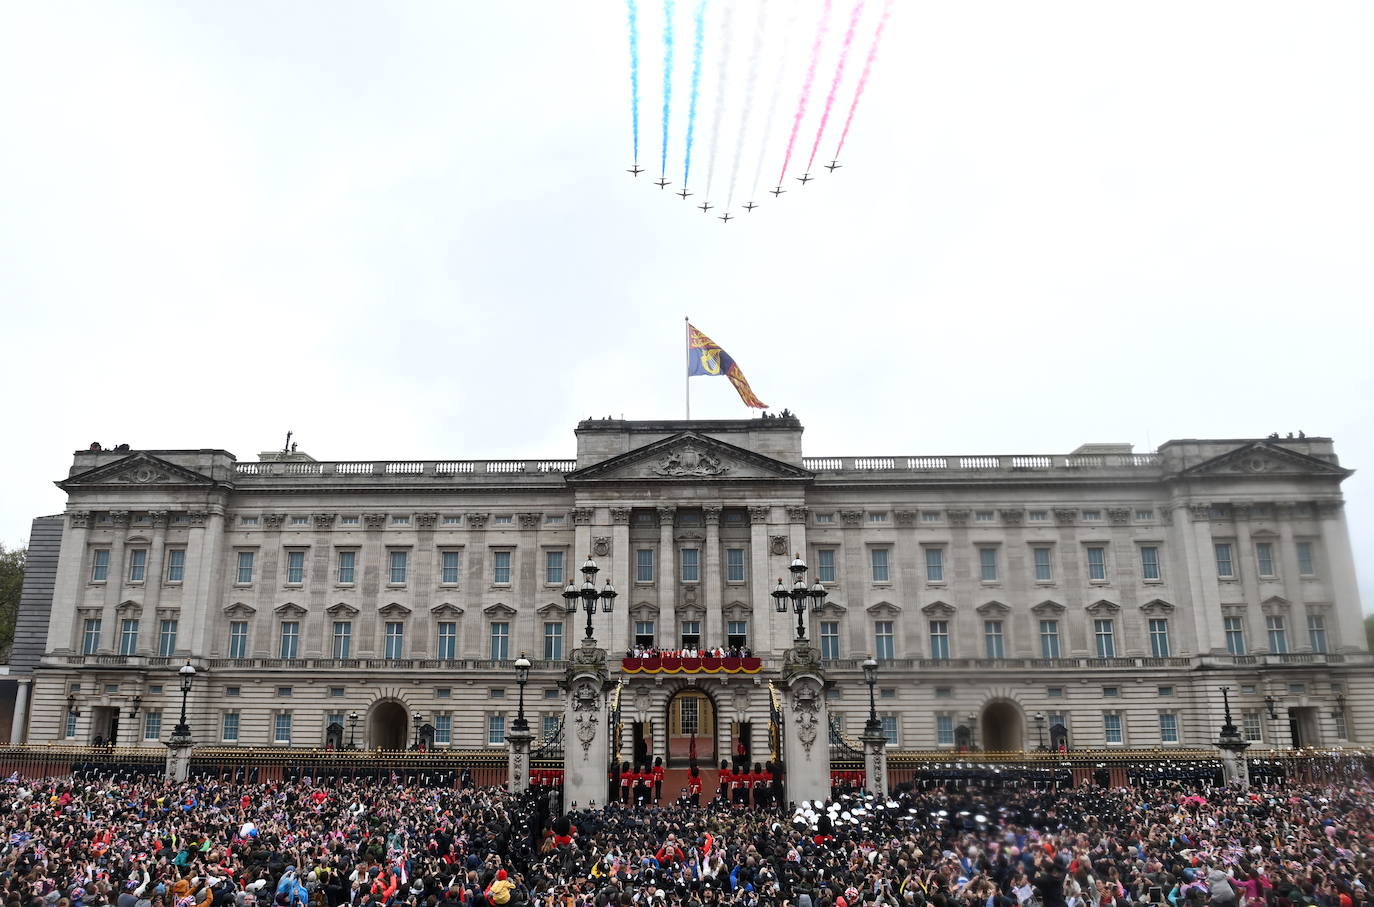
[1179,442,1351,479]
[1031,599,1065,616]
[536,601,568,617]
[976,600,1010,617]
[921,600,955,618]
[58,453,220,490]
[566,431,814,484]
[867,600,900,617]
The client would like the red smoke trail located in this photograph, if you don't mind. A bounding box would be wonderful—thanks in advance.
[832,0,892,161]
[806,0,863,172]
[777,0,833,185]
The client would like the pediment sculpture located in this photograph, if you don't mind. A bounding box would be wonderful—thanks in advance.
[652,443,730,477]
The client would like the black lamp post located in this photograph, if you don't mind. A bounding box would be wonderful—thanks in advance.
[513,653,531,733]
[862,655,882,738]
[564,556,617,640]
[1264,694,1281,747]
[771,554,827,640]
[347,711,359,749]
[412,712,425,748]
[129,695,143,720]
[1219,686,1241,739]
[1033,712,1046,750]
[172,661,196,738]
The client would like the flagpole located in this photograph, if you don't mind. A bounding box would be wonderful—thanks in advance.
[684,316,691,420]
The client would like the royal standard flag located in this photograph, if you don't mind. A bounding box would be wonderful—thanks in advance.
[687,323,768,409]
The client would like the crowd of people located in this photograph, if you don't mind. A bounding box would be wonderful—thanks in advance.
[624,646,755,660]
[2,764,1372,907]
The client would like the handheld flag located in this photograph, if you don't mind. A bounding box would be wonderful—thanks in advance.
[686,323,768,409]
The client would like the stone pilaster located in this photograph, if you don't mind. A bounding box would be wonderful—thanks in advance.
[703,506,723,647]
[860,726,888,796]
[657,507,677,647]
[506,725,535,793]
[563,637,611,809]
[781,641,829,806]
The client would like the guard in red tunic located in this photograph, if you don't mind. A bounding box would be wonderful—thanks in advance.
[687,763,702,807]
[718,760,732,803]
[619,762,632,804]
[652,757,665,802]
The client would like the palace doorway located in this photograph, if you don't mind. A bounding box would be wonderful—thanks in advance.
[666,689,716,765]
[980,700,1025,752]
[368,700,408,750]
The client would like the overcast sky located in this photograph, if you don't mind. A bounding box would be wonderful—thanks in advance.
[2,2,1371,610]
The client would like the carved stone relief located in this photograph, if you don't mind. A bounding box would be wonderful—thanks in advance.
[652,444,730,477]
[262,513,286,530]
[592,537,611,557]
[610,507,632,525]
[518,513,541,529]
[572,508,594,526]
[363,513,388,530]
[415,512,439,529]
[313,512,338,529]
[465,513,489,529]
[769,535,788,556]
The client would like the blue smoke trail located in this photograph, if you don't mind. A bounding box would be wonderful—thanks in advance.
[659,0,675,177]
[681,0,706,188]
[628,0,640,162]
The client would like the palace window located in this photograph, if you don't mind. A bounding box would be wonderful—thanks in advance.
[635,549,654,583]
[274,713,293,744]
[1103,712,1123,744]
[143,711,162,740]
[165,549,185,583]
[1159,713,1179,744]
[492,550,512,585]
[1039,620,1060,659]
[725,548,746,583]
[871,548,891,583]
[332,621,352,659]
[222,713,240,742]
[1094,619,1116,658]
[802,548,830,584]
[681,620,701,649]
[279,621,300,659]
[544,621,564,660]
[1307,614,1327,653]
[634,620,655,648]
[545,550,565,585]
[936,714,954,746]
[82,618,102,655]
[336,550,356,584]
[1032,547,1053,582]
[1214,543,1235,578]
[437,622,457,660]
[433,715,452,745]
[158,619,178,657]
[1296,541,1316,576]
[984,620,1004,658]
[388,550,408,584]
[1224,616,1246,655]
[490,622,510,660]
[119,619,139,656]
[385,622,405,660]
[90,549,110,582]
[487,715,506,745]
[286,550,305,585]
[978,548,998,582]
[1086,546,1107,582]
[1256,542,1276,578]
[680,549,700,583]
[127,549,147,583]
[727,620,748,649]
[441,551,461,585]
[1140,546,1161,581]
[874,621,895,660]
[819,621,840,660]
[1266,615,1288,653]
[928,620,950,660]
[236,551,255,584]
[925,548,944,582]
[1148,618,1170,657]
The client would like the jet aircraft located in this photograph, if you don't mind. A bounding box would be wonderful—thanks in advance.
[628,165,644,176]
[796,172,814,185]
[698,202,713,212]
[718,213,734,223]
[770,186,786,197]
[677,189,693,199]
[824,160,841,172]
[742,202,757,212]
[654,178,671,189]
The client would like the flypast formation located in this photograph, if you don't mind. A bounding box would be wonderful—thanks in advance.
[623,0,894,222]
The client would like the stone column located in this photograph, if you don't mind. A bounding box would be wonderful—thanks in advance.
[1180,504,1227,653]
[703,506,723,648]
[165,737,194,782]
[9,678,32,744]
[1316,501,1364,652]
[657,507,677,647]
[141,512,169,652]
[563,637,611,809]
[780,642,830,806]
[48,512,91,655]
[100,512,131,651]
[860,726,888,797]
[1216,688,1251,789]
[506,724,535,794]
[610,508,633,655]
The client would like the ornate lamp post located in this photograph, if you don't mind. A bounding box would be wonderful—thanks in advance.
[172,661,196,739]
[412,712,425,749]
[1216,686,1251,788]
[772,554,827,640]
[966,712,978,751]
[564,557,617,640]
[513,653,532,733]
[1033,712,1047,751]
[347,711,360,749]
[862,655,881,737]
[1264,694,1281,747]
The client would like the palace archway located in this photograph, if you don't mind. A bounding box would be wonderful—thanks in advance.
[665,688,717,765]
[368,700,409,750]
[980,699,1025,752]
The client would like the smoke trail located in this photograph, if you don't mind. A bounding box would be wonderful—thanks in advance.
[777,0,833,184]
[833,0,892,160]
[726,0,767,208]
[659,0,675,177]
[628,0,641,162]
[805,0,863,172]
[749,1,799,198]
[681,0,707,188]
[702,3,734,201]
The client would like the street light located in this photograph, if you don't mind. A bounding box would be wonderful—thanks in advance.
[772,554,827,640]
[412,712,426,749]
[1033,712,1046,751]
[1264,694,1281,748]
[862,655,881,736]
[513,653,532,733]
[347,712,360,749]
[564,557,617,640]
[172,661,196,739]
[1219,686,1240,739]
[129,695,143,720]
[966,712,978,751]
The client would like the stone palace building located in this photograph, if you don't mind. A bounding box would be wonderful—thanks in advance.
[10,416,1371,760]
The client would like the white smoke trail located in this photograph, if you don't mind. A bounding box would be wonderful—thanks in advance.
[725,0,767,209]
[749,0,802,198]
[701,3,735,203]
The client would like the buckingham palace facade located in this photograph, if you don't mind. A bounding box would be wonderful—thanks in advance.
[11,416,1372,757]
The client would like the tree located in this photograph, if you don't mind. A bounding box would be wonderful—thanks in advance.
[0,544,23,661]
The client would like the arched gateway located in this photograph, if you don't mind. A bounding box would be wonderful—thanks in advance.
[368,700,409,750]
[980,699,1025,752]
